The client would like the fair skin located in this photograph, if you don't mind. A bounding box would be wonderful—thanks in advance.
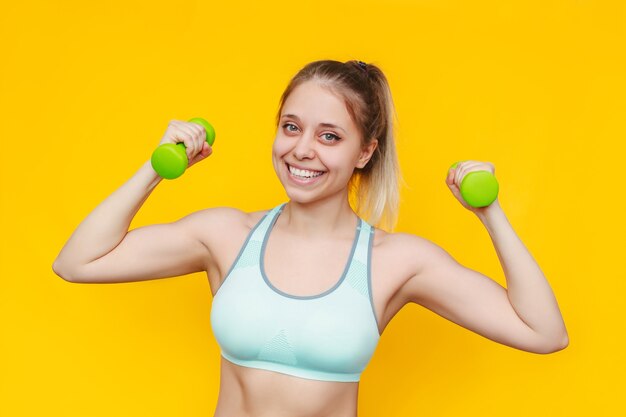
[54,80,568,417]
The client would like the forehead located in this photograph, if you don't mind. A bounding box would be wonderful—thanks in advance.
[282,81,355,129]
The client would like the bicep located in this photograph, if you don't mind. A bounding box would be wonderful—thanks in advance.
[69,212,209,284]
[402,237,554,353]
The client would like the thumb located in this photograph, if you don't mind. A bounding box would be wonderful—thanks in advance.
[189,142,213,166]
[446,168,463,197]
[446,167,456,186]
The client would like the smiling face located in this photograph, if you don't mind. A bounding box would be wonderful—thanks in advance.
[272,80,378,204]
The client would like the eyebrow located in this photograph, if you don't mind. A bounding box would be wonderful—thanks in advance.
[280,113,347,134]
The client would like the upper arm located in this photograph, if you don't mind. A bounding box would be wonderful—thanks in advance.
[398,235,562,354]
[64,208,239,284]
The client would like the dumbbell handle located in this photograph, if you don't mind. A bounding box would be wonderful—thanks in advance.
[151,117,216,180]
[449,161,499,208]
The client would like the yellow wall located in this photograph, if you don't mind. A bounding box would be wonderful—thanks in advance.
[1,1,623,415]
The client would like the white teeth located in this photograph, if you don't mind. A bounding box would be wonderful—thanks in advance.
[288,164,324,178]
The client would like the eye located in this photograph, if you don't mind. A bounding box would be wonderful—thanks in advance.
[321,133,341,142]
[281,123,341,142]
[282,122,298,132]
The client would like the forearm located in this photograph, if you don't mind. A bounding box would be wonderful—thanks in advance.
[477,202,569,346]
[53,160,162,272]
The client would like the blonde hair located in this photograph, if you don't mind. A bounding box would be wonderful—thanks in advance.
[275,59,402,231]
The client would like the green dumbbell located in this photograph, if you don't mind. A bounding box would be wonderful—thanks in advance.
[449,161,499,208]
[151,117,216,180]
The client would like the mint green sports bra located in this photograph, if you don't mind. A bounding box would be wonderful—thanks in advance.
[210,202,381,382]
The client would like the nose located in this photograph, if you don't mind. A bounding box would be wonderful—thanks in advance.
[292,133,316,160]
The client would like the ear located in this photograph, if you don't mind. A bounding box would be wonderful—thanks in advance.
[356,138,378,169]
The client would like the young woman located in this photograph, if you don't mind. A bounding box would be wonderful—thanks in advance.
[53,60,568,417]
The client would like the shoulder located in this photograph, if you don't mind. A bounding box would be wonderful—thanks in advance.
[371,228,458,307]
[178,206,247,231]
[181,206,270,228]
[371,228,450,280]
[371,228,433,256]
[180,206,272,272]
[180,206,272,246]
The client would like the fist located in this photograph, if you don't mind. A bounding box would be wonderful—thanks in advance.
[158,120,213,168]
[446,160,499,215]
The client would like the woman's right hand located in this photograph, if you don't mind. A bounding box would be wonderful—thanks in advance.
[157,119,213,168]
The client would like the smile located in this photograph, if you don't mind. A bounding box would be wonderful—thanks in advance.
[286,163,325,179]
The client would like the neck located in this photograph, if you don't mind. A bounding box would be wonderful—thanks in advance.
[279,192,358,239]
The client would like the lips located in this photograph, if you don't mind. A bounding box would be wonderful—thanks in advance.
[286,162,326,178]
[285,162,326,184]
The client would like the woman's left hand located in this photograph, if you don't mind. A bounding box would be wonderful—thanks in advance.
[446,160,500,216]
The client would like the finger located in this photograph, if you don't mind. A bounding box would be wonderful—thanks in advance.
[455,162,463,186]
[447,167,455,184]
[171,126,192,146]
[190,143,212,165]
[188,121,207,143]
[195,126,208,154]
[174,127,195,160]
[185,123,203,145]
[177,122,199,143]
[178,123,198,159]
[456,161,481,185]
[186,123,207,158]
[189,122,206,142]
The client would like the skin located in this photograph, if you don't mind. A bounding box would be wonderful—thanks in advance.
[270,81,378,236]
[205,80,568,416]
[55,78,566,416]
[211,81,384,416]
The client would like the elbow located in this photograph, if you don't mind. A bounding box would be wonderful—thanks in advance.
[52,261,78,283]
[555,328,570,351]
[537,333,569,354]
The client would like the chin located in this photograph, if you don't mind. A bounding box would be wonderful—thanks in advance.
[280,181,319,201]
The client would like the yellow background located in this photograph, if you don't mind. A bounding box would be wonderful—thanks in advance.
[1,0,623,416]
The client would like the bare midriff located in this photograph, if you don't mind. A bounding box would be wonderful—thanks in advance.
[213,356,360,417]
